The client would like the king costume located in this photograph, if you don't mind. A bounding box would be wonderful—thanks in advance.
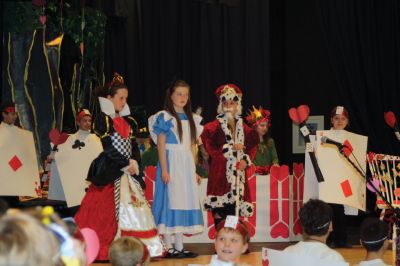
[201,84,259,224]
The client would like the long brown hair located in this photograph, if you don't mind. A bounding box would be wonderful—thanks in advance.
[163,80,197,144]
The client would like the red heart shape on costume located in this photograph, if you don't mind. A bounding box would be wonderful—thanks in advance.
[113,117,131,139]
[384,111,397,129]
[271,221,289,239]
[288,105,310,125]
[270,165,289,182]
[293,219,303,235]
[49,128,69,145]
[262,259,270,266]
[293,162,304,177]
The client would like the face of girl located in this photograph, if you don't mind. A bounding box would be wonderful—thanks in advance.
[256,121,269,137]
[214,228,248,263]
[331,114,348,130]
[171,86,189,110]
[107,88,128,112]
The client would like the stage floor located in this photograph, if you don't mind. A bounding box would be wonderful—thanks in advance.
[92,243,394,266]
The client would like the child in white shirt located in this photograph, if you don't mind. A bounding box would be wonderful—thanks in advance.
[357,217,389,266]
[284,199,347,263]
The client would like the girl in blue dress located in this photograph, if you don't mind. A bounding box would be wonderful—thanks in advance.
[149,80,204,258]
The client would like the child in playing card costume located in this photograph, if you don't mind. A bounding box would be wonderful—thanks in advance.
[327,106,352,249]
[74,73,164,261]
[201,84,258,227]
[246,106,279,175]
[0,101,20,208]
[148,80,204,258]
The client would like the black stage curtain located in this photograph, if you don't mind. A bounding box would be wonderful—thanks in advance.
[103,0,270,122]
[317,0,400,155]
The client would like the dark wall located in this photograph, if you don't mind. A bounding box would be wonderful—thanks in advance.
[271,0,340,165]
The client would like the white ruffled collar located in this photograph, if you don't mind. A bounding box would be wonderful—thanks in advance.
[98,97,130,119]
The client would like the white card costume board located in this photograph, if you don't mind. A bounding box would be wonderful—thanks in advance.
[0,123,40,197]
[48,163,66,201]
[144,164,304,243]
[304,135,319,201]
[305,130,367,211]
[48,132,103,207]
[261,248,349,266]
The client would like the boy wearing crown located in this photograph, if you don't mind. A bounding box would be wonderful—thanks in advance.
[201,84,258,227]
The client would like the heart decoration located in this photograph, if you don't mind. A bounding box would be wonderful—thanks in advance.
[384,111,397,129]
[270,165,289,182]
[81,228,100,266]
[80,42,84,56]
[288,105,310,125]
[113,117,131,139]
[293,162,304,178]
[39,15,47,26]
[48,128,69,146]
[366,179,380,193]
[270,221,289,238]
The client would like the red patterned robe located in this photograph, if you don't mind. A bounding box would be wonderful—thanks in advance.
[201,115,258,217]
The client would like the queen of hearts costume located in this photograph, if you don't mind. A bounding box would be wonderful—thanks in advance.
[201,84,258,222]
[74,97,164,260]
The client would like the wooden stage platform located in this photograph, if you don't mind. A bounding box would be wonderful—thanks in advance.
[92,243,395,266]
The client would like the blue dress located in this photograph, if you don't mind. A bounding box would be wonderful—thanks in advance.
[148,111,204,234]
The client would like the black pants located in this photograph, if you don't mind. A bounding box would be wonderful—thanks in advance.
[211,203,236,228]
[328,203,348,245]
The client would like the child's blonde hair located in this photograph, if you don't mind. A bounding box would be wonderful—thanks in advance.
[109,237,150,266]
[0,212,61,266]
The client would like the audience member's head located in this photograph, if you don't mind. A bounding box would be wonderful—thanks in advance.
[109,237,150,266]
[360,217,389,253]
[214,216,250,263]
[299,199,333,238]
[0,199,9,217]
[0,212,61,266]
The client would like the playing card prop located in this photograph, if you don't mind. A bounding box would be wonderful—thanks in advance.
[384,111,400,141]
[141,164,305,243]
[48,133,103,207]
[261,247,349,266]
[314,130,367,211]
[0,125,40,196]
[288,105,324,182]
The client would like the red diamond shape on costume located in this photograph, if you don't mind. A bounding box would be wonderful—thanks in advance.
[340,179,353,198]
[9,155,22,172]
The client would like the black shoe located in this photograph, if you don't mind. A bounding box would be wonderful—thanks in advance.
[180,248,198,258]
[165,248,186,259]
